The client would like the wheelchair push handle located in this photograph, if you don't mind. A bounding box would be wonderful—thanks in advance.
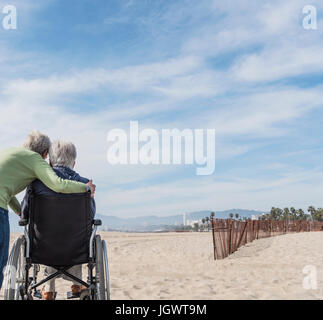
[19,219,29,227]
[93,219,102,226]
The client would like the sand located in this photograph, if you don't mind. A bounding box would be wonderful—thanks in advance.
[1,231,323,300]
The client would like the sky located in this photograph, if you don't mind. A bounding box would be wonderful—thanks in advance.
[0,0,323,217]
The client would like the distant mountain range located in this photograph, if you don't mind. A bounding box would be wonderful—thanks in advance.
[9,209,265,233]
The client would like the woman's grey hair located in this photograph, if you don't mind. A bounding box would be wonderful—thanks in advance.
[23,131,51,156]
[49,140,77,169]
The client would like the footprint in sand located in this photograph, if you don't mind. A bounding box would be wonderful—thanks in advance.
[123,290,133,299]
[160,289,170,295]
[132,285,141,290]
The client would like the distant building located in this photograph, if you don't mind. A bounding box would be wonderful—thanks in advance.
[183,213,187,226]
[187,219,202,227]
[251,214,266,220]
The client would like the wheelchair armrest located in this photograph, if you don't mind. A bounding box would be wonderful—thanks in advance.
[19,219,29,227]
[93,219,102,226]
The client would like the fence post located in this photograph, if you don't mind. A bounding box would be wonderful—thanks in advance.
[237,221,247,249]
[270,220,272,237]
[229,221,232,254]
[210,216,217,260]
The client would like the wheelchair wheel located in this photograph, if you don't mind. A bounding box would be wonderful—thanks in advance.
[4,236,27,300]
[102,240,111,300]
[94,235,110,300]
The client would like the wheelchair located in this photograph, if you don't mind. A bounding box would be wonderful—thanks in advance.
[3,191,110,300]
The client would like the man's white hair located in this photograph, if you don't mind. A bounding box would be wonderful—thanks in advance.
[23,130,51,156]
[49,140,77,169]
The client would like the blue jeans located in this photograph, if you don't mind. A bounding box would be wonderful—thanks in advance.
[0,208,9,290]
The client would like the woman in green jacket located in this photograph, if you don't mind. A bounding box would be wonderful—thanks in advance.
[0,131,95,289]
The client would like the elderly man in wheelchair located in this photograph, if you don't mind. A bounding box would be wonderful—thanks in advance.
[3,141,110,300]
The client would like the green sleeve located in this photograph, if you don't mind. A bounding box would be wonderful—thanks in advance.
[9,196,21,213]
[32,156,88,194]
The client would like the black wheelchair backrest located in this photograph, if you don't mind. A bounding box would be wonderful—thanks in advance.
[28,192,92,267]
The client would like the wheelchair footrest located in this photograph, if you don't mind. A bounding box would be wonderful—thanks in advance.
[67,289,91,300]
[67,291,81,299]
[34,290,42,299]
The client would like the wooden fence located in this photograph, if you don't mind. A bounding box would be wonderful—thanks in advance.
[210,218,323,260]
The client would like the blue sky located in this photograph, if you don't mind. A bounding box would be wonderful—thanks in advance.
[0,0,323,217]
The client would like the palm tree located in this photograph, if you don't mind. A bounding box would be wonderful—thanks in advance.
[290,207,296,220]
[201,218,206,231]
[210,212,215,230]
[205,216,210,231]
[283,208,290,221]
[308,206,316,220]
[270,207,275,219]
[270,207,282,220]
[297,209,305,220]
[311,208,323,221]
[317,209,323,221]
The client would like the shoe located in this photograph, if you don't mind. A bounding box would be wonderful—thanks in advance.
[71,285,87,295]
[41,286,55,300]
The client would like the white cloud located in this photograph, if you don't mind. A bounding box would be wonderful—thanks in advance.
[183,0,323,59]
[192,87,323,138]
[231,45,323,82]
[2,56,202,99]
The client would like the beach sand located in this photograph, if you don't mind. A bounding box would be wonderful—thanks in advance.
[1,231,323,300]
